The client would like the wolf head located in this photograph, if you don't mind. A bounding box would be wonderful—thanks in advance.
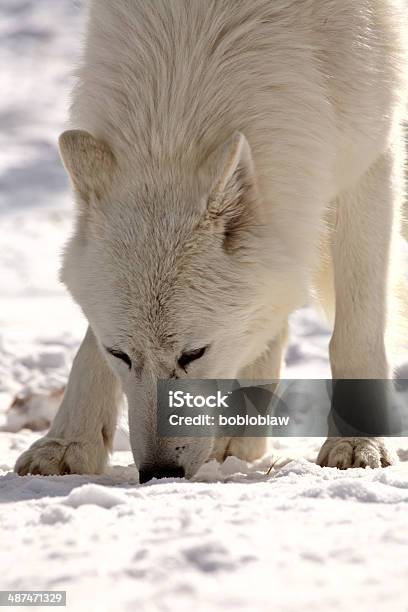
[59,129,280,479]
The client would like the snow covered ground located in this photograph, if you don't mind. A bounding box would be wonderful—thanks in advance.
[1,2,408,611]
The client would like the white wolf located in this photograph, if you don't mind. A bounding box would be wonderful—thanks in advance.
[16,0,408,481]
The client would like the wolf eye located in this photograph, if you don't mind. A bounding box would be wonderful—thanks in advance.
[178,346,207,371]
[105,347,132,369]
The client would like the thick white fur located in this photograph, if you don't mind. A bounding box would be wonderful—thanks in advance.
[16,0,408,477]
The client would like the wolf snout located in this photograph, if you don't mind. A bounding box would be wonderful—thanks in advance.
[138,464,185,484]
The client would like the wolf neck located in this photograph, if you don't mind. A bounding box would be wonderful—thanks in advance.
[70,1,272,175]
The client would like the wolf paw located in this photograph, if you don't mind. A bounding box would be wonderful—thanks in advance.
[14,436,108,476]
[317,437,397,469]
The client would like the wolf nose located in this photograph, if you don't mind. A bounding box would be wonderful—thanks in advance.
[139,465,185,484]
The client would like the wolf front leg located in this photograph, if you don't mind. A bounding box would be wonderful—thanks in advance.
[15,326,122,475]
[318,147,404,468]
[211,324,288,463]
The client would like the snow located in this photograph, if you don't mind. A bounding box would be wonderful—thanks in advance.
[0,2,408,611]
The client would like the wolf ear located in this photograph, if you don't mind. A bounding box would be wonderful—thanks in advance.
[206,132,258,251]
[59,130,116,203]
